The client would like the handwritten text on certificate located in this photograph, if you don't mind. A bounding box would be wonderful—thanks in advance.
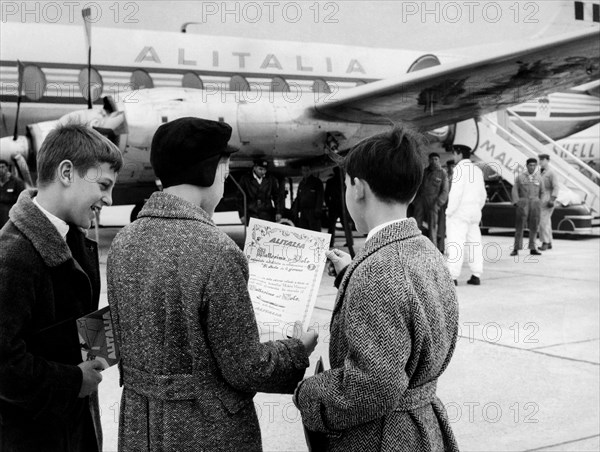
[243,219,330,330]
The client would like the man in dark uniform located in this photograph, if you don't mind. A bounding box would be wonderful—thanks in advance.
[325,167,343,246]
[294,165,324,231]
[0,159,26,228]
[511,158,545,256]
[237,158,283,225]
[412,152,449,249]
[437,159,455,253]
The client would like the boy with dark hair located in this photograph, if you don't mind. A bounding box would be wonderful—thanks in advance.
[295,128,459,451]
[0,123,123,452]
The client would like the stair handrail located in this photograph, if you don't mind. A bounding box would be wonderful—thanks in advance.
[506,109,600,180]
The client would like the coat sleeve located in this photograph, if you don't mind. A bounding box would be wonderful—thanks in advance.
[295,267,411,432]
[204,247,309,394]
[477,169,487,210]
[236,175,248,218]
[550,172,560,199]
[538,175,545,200]
[0,248,82,420]
[270,177,284,215]
[315,180,324,212]
[446,166,464,218]
[511,176,520,204]
[437,171,449,207]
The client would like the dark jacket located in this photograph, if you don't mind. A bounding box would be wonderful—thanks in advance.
[295,175,324,213]
[0,190,102,452]
[295,219,459,451]
[108,192,309,451]
[512,171,545,202]
[237,172,282,222]
[415,166,449,208]
[0,175,25,228]
[324,174,343,215]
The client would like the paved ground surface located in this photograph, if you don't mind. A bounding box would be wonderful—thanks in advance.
[93,223,599,451]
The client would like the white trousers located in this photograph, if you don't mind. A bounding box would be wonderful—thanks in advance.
[446,217,483,279]
[539,205,555,244]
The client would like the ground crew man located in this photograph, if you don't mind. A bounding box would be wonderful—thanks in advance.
[511,158,545,256]
[445,146,487,286]
[293,165,324,231]
[413,152,449,249]
[538,154,559,251]
[237,159,283,225]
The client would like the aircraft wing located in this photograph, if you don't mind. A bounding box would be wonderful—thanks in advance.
[313,29,600,131]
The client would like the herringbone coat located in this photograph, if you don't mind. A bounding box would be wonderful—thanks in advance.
[295,219,460,451]
[107,192,309,451]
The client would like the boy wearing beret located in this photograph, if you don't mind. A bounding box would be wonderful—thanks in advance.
[0,124,123,451]
[108,117,318,451]
[294,128,459,451]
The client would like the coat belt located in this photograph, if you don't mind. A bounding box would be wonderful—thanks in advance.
[122,366,209,401]
[394,380,437,411]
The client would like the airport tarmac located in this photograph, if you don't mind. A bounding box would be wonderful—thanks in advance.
[93,222,599,452]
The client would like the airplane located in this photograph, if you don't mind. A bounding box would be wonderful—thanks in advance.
[1,3,599,215]
[548,123,600,167]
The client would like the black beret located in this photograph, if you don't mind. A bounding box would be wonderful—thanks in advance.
[538,154,550,161]
[150,117,238,188]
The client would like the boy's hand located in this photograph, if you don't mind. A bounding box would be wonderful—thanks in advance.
[326,249,352,275]
[77,359,104,397]
[293,321,319,356]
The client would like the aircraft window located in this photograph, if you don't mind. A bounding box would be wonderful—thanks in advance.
[130,69,154,89]
[23,65,46,101]
[355,81,366,87]
[78,67,103,102]
[229,75,250,91]
[270,76,290,93]
[182,72,204,89]
[312,79,331,94]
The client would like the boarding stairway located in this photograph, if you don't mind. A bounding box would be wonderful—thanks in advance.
[458,109,600,220]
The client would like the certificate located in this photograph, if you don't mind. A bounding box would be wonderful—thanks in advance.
[244,218,331,331]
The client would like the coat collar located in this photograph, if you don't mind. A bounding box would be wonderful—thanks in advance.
[9,189,74,267]
[138,191,216,227]
[333,218,421,315]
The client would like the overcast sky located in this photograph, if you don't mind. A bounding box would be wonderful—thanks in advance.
[1,1,588,50]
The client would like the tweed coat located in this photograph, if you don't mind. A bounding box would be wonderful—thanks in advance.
[295,219,460,452]
[0,190,102,452]
[107,191,309,451]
